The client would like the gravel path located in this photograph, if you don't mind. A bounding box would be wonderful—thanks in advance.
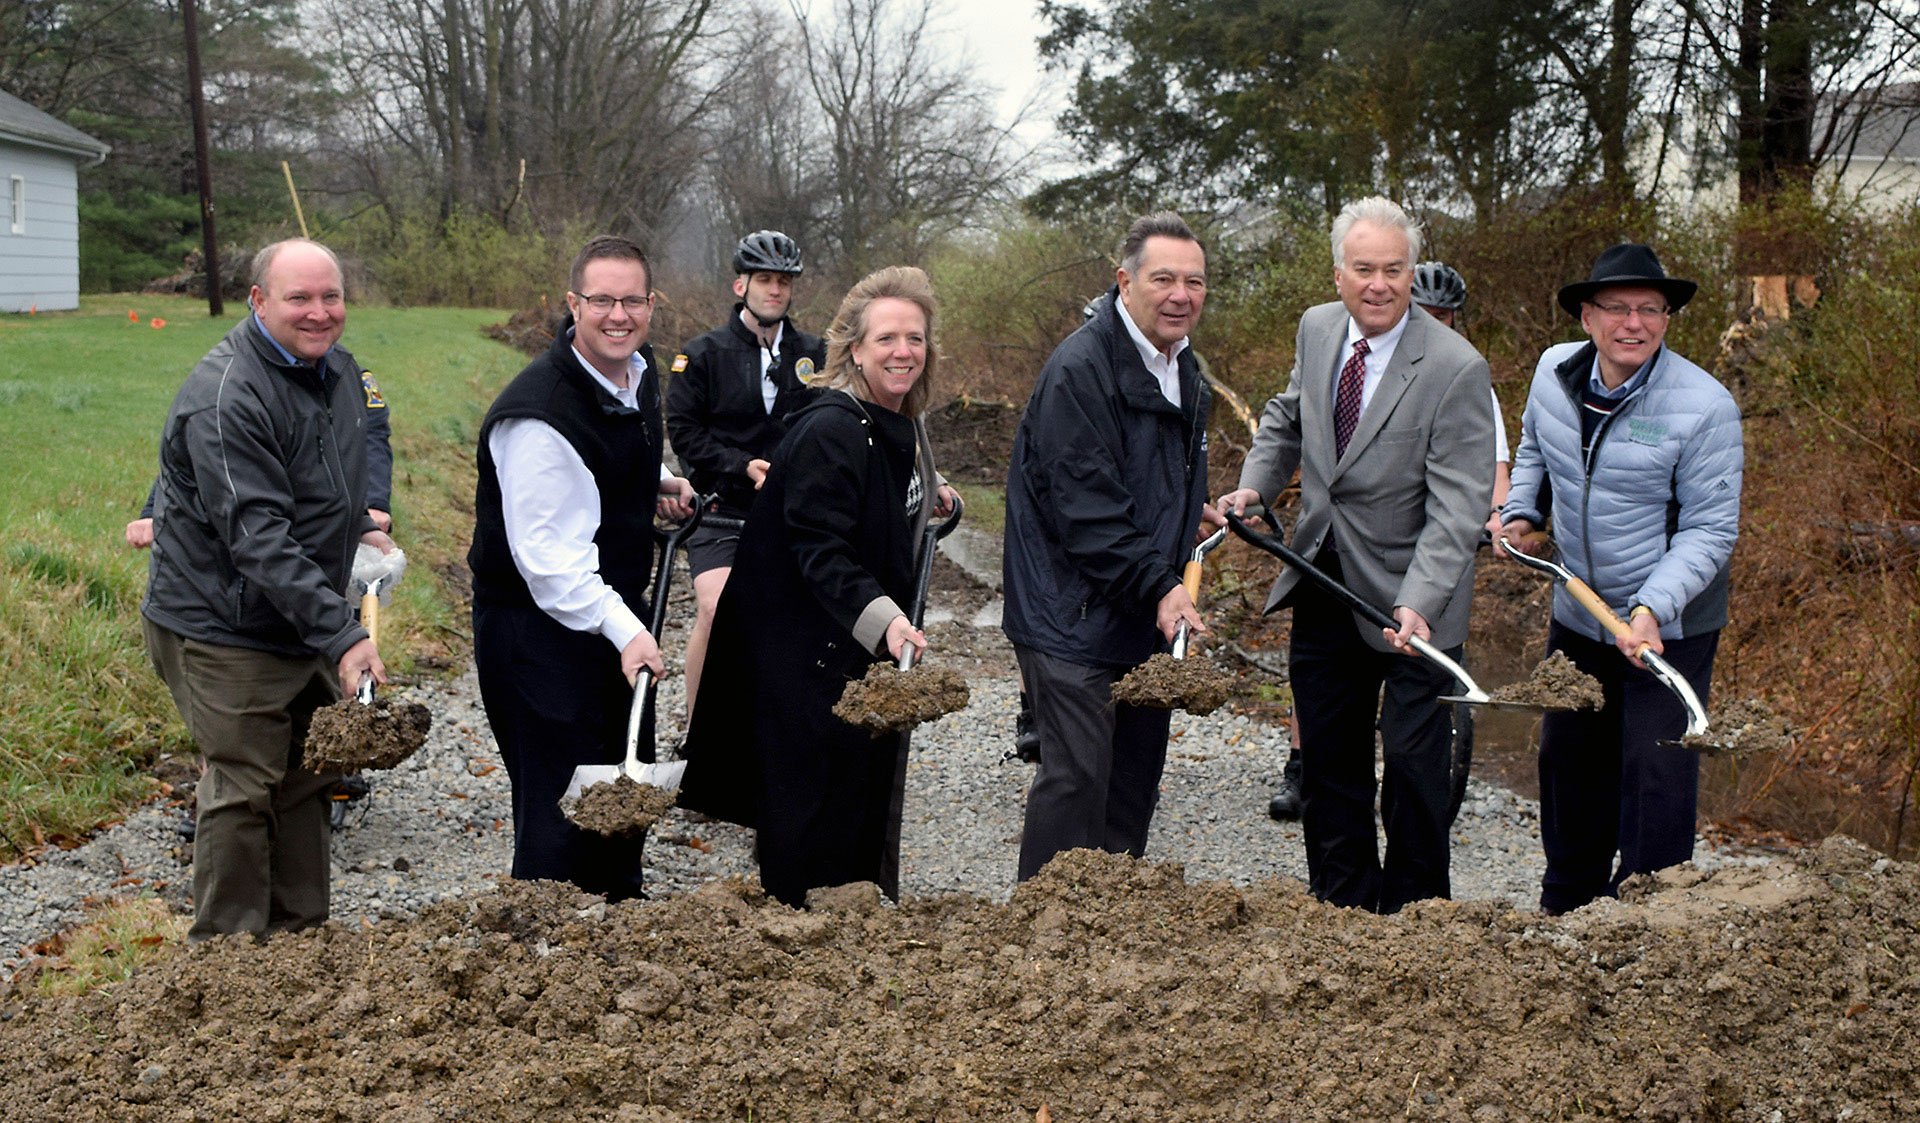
[0,527,1745,975]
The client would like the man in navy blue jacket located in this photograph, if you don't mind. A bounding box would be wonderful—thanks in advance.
[1003,211,1221,882]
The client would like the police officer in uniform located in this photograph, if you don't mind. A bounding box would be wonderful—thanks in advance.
[665,230,827,719]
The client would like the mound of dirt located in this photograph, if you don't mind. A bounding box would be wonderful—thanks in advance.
[1487,649,1604,710]
[925,397,1020,485]
[484,307,563,357]
[563,776,678,837]
[1111,653,1234,715]
[0,840,1912,1121]
[303,697,434,772]
[833,663,971,733]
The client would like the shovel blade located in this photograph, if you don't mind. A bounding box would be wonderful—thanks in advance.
[634,760,686,791]
[1441,694,1574,714]
[563,765,621,802]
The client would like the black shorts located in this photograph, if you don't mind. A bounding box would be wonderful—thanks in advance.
[684,520,744,577]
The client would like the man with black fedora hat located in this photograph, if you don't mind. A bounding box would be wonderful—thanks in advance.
[1497,242,1743,914]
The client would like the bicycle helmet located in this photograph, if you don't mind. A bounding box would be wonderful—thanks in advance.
[732,230,804,276]
[1411,261,1467,310]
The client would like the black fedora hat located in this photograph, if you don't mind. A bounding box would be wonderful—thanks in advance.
[1557,243,1698,317]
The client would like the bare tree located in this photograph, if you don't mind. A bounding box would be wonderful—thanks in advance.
[791,0,1029,282]
[324,0,742,240]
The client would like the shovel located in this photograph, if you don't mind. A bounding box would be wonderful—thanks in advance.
[878,495,964,900]
[1497,537,1710,738]
[1171,525,1229,660]
[897,495,966,671]
[1225,512,1555,713]
[562,497,715,800]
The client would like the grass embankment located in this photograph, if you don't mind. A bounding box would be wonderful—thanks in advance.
[0,295,520,856]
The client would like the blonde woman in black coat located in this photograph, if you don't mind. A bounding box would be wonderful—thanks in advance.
[679,266,957,908]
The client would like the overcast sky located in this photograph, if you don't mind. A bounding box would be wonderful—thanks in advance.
[950,0,1055,124]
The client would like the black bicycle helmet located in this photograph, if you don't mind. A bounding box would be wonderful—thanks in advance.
[1411,261,1467,310]
[732,230,804,276]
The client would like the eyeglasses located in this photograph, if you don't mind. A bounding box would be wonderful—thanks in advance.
[573,292,654,315]
[1588,301,1670,321]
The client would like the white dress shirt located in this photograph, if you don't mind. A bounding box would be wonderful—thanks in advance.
[750,315,786,414]
[487,343,674,652]
[1115,298,1187,409]
[1341,309,1411,419]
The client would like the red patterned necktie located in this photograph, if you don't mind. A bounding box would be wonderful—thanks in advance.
[1333,337,1369,459]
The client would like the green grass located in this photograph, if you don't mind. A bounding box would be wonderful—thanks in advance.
[956,482,1005,537]
[0,295,521,855]
[32,894,187,996]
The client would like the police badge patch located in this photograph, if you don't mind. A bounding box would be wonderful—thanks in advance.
[361,371,387,409]
[796,357,817,384]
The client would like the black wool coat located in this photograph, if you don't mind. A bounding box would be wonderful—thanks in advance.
[677,390,927,906]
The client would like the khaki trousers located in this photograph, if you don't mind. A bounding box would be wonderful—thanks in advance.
[144,620,340,940]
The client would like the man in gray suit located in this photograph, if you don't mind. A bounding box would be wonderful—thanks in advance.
[1219,196,1493,913]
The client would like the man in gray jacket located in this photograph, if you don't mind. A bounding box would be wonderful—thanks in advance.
[142,238,391,940]
[1499,243,1742,914]
[1220,197,1493,914]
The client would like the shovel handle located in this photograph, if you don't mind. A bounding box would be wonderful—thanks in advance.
[354,588,380,704]
[624,670,652,772]
[1562,576,1636,644]
[1181,559,1203,601]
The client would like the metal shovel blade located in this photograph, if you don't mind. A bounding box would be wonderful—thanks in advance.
[564,669,684,801]
[1496,537,1709,735]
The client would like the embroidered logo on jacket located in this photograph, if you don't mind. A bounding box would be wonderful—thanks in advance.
[1624,418,1666,446]
[361,371,386,409]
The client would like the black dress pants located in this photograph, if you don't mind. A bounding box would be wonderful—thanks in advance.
[1289,552,1457,914]
[1537,622,1717,914]
[473,599,652,901]
[1015,645,1172,882]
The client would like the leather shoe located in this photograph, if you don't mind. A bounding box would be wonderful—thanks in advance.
[1267,780,1303,822]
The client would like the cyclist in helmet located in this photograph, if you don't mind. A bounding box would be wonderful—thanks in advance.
[665,230,828,719]
[1410,261,1510,540]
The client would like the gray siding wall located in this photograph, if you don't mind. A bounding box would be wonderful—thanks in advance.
[0,140,82,312]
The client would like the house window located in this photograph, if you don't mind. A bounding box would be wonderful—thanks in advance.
[7,176,22,235]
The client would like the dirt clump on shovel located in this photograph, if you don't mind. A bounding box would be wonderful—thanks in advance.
[1111,653,1234,714]
[1488,649,1604,710]
[1678,697,1796,756]
[833,663,971,733]
[303,697,433,772]
[563,775,678,837]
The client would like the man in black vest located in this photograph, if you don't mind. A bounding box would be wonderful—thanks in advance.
[469,235,695,899]
[665,230,825,720]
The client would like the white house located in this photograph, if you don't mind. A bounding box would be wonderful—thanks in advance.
[0,89,111,313]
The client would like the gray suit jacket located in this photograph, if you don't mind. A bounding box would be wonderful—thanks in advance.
[1238,302,1494,651]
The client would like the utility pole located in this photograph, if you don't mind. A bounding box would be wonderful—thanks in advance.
[182,0,222,316]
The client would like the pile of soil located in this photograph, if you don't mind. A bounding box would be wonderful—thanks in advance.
[563,776,678,837]
[925,397,1021,485]
[1111,653,1234,715]
[0,841,1913,1120]
[303,697,434,772]
[833,663,972,733]
[1486,649,1604,710]
[483,307,562,357]
[1681,697,1797,757]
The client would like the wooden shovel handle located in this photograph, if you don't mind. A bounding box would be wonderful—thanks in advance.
[1562,576,1634,644]
[360,591,380,646]
[1182,559,1203,601]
